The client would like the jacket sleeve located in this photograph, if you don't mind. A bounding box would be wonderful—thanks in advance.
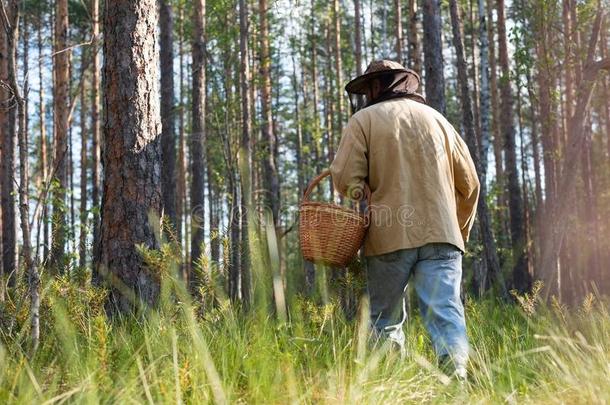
[452,131,480,242]
[330,117,368,200]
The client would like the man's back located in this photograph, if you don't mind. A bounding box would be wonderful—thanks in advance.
[330,98,479,256]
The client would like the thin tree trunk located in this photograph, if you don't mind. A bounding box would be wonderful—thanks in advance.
[394,0,403,63]
[496,0,529,292]
[90,0,102,284]
[468,0,481,144]
[78,44,88,270]
[1,0,39,353]
[533,1,559,292]
[354,0,363,76]
[96,0,163,313]
[160,0,177,234]
[478,0,490,183]
[190,0,206,285]
[422,0,445,113]
[50,0,70,269]
[333,0,344,142]
[0,4,17,285]
[239,0,252,308]
[37,6,49,262]
[449,0,506,298]
[486,0,504,213]
[525,72,542,209]
[310,0,323,182]
[353,0,364,111]
[603,22,610,171]
[370,0,376,59]
[259,0,280,226]
[408,0,421,78]
[176,2,186,248]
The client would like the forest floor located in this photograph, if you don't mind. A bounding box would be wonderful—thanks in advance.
[0,275,609,404]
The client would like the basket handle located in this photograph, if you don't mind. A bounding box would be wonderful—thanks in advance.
[302,169,371,206]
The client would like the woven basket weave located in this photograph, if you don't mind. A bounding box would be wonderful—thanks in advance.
[299,170,370,267]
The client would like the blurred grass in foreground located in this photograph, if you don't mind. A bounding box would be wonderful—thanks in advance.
[0,245,609,404]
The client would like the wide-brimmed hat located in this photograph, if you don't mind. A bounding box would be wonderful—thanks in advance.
[345,59,420,95]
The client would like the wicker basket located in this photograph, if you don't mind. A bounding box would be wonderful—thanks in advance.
[299,170,370,267]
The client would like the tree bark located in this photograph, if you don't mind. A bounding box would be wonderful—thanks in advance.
[91,0,102,284]
[534,4,560,292]
[408,0,421,78]
[354,0,363,76]
[422,0,445,113]
[190,0,206,283]
[394,0,404,63]
[0,3,16,285]
[449,0,506,298]
[50,0,70,269]
[1,0,39,353]
[239,0,252,308]
[79,44,88,270]
[332,0,344,150]
[478,0,490,183]
[97,0,163,312]
[353,0,365,111]
[37,5,50,262]
[259,0,280,226]
[496,0,529,292]
[486,0,504,213]
[159,0,177,234]
[177,3,189,264]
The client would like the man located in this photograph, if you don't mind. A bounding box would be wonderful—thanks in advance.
[330,60,480,379]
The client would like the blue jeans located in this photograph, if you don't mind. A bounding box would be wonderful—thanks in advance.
[366,243,469,367]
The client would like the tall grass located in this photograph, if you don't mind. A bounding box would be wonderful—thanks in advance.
[1,224,609,405]
[1,266,609,404]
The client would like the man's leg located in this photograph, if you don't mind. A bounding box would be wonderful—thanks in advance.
[365,248,417,350]
[412,243,469,378]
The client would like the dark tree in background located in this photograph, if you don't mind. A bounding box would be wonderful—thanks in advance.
[190,0,207,282]
[159,0,178,234]
[422,0,445,113]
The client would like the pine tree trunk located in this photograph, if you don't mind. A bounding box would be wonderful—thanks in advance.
[176,3,186,248]
[486,0,504,214]
[259,0,280,226]
[79,45,88,270]
[394,0,403,63]
[477,0,490,183]
[332,0,344,146]
[496,0,529,292]
[160,0,177,234]
[97,0,163,312]
[51,0,70,269]
[177,3,190,266]
[37,7,50,262]
[91,0,102,284]
[353,0,365,111]
[449,0,506,298]
[354,0,363,76]
[408,0,421,78]
[190,0,207,283]
[0,9,17,285]
[2,0,39,352]
[535,18,560,292]
[239,0,252,308]
[422,0,445,113]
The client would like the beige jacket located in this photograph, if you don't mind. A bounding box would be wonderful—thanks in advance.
[330,98,480,256]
